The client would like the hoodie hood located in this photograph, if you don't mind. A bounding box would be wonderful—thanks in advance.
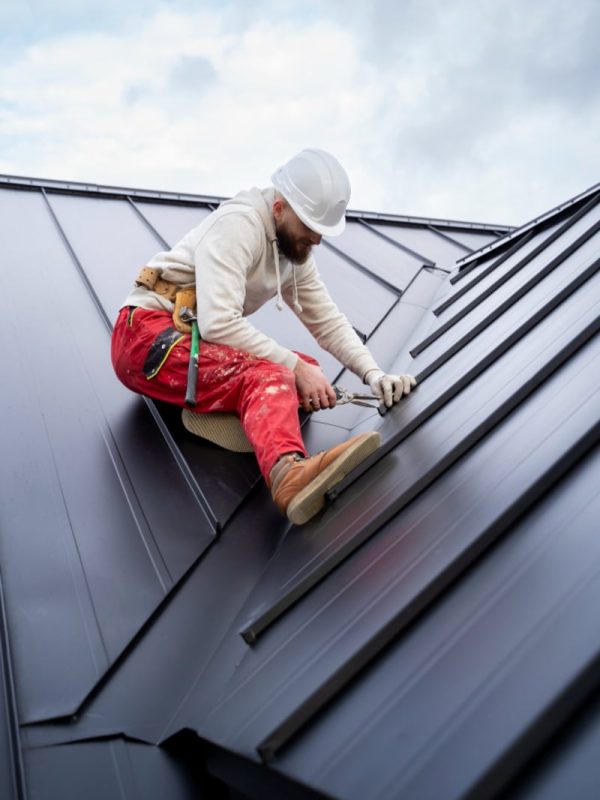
[219,187,277,240]
[218,187,303,313]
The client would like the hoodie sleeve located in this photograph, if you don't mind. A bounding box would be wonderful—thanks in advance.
[193,212,299,369]
[284,259,379,381]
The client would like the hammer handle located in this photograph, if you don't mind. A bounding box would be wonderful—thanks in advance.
[185,321,200,406]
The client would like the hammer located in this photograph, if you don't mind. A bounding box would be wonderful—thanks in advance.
[180,306,200,406]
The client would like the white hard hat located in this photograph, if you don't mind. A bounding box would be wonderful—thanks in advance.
[271,148,351,236]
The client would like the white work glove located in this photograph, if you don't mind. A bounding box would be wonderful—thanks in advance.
[366,369,417,408]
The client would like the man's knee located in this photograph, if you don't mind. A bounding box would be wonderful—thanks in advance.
[239,360,297,402]
[258,360,296,386]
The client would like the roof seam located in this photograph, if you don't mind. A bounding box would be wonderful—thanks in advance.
[127,197,170,249]
[443,229,536,301]
[41,189,221,535]
[427,224,473,255]
[414,256,599,382]
[411,213,600,357]
[322,240,403,296]
[0,562,27,800]
[42,188,112,331]
[357,219,436,266]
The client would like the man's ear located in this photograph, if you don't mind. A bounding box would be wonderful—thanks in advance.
[272,197,285,222]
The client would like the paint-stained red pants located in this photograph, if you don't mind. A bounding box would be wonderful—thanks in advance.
[111,307,311,480]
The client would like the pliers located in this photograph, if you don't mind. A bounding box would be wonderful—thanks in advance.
[333,385,386,415]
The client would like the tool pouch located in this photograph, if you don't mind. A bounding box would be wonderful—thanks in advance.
[173,287,197,334]
[135,266,179,302]
[135,267,196,334]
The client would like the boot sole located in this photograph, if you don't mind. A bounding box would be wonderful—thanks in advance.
[286,431,381,525]
[181,409,254,453]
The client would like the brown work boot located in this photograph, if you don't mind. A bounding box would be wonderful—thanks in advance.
[269,431,381,525]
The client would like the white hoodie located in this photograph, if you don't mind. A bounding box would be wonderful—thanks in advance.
[122,187,379,379]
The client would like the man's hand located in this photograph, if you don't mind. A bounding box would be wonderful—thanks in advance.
[366,369,417,408]
[294,358,337,412]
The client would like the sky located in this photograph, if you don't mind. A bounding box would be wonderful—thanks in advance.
[1,0,598,227]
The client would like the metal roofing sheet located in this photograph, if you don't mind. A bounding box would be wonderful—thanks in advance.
[0,188,216,721]
[330,221,424,291]
[21,488,290,749]
[25,310,599,770]
[64,236,597,764]
[412,231,600,375]
[353,270,446,367]
[2,173,598,800]
[25,739,199,800]
[275,443,600,800]
[509,689,600,800]
[154,401,262,528]
[45,192,162,323]
[99,327,595,774]
[235,266,599,646]
[298,242,398,336]
[453,181,600,272]
[441,217,564,311]
[322,267,449,432]
[431,197,600,329]
[0,571,22,800]
[134,201,213,246]
[371,222,468,268]
[438,228,498,251]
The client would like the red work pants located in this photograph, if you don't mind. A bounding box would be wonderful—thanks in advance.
[111,307,310,480]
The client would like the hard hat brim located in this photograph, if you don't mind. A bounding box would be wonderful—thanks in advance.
[285,195,347,237]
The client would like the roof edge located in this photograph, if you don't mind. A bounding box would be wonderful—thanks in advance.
[0,173,225,206]
[455,180,600,268]
[0,173,512,233]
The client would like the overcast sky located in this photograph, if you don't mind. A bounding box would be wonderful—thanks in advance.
[1,0,598,226]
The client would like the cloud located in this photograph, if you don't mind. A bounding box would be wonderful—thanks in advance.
[0,0,598,225]
[331,0,600,222]
[0,8,383,195]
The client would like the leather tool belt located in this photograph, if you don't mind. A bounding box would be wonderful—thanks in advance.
[135,267,197,334]
[135,266,180,302]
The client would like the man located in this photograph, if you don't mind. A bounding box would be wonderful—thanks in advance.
[111,149,416,525]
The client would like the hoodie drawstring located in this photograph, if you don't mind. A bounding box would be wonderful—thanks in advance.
[291,264,303,314]
[271,236,303,314]
[271,236,284,311]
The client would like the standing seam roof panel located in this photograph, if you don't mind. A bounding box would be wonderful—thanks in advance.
[189,320,599,762]
[133,201,213,246]
[413,241,600,377]
[237,267,600,645]
[437,228,498,251]
[275,445,600,800]
[414,203,600,357]
[0,567,23,800]
[438,219,563,314]
[329,221,424,291]
[25,738,201,800]
[508,689,600,800]
[1,173,598,800]
[0,188,216,722]
[371,222,469,268]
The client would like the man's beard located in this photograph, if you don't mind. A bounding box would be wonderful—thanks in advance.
[275,222,313,265]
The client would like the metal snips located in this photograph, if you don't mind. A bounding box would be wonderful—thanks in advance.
[333,385,385,415]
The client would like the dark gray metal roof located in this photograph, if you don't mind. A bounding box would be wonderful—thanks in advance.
[1,173,598,800]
